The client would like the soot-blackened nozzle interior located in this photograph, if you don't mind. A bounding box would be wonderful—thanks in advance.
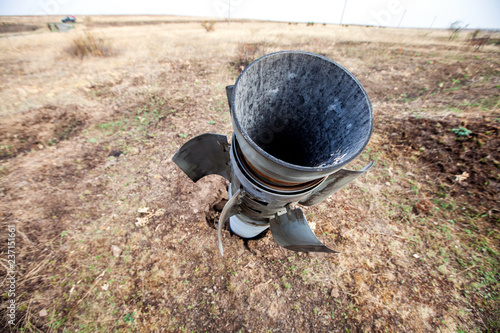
[233,51,373,170]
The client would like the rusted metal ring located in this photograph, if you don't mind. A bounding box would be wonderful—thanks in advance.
[234,139,325,193]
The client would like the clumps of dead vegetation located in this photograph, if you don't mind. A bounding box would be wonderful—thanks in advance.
[201,21,216,32]
[466,29,500,51]
[448,21,469,41]
[231,42,266,73]
[447,24,500,51]
[67,30,113,58]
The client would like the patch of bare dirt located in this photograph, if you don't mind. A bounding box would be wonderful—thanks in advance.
[0,105,87,159]
[367,55,500,110]
[384,115,499,219]
[0,23,39,34]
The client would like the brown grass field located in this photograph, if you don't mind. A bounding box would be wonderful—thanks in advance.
[0,15,499,332]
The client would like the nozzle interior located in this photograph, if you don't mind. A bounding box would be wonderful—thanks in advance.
[233,51,373,169]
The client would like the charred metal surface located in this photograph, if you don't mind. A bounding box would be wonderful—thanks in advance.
[300,162,374,206]
[172,133,230,182]
[173,51,374,256]
[234,138,325,192]
[231,51,373,184]
[225,85,235,112]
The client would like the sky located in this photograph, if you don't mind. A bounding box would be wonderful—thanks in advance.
[1,0,499,30]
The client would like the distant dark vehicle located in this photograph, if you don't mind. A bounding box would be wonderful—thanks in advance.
[61,16,76,23]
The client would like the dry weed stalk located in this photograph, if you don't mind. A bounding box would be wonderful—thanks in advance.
[201,21,216,32]
[232,42,265,72]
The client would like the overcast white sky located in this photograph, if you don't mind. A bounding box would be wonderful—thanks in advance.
[1,0,499,29]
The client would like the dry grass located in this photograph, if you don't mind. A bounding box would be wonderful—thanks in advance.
[231,42,266,72]
[201,20,216,32]
[67,30,113,58]
[0,16,499,332]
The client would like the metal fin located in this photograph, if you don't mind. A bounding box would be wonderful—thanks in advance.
[172,133,230,182]
[300,161,374,206]
[217,189,242,256]
[225,85,234,112]
[269,207,339,253]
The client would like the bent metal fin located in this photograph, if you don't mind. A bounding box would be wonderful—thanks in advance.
[172,133,231,182]
[300,162,374,206]
[270,207,339,253]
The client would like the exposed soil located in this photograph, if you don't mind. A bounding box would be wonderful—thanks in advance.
[384,115,500,220]
[0,105,87,159]
[0,23,39,34]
